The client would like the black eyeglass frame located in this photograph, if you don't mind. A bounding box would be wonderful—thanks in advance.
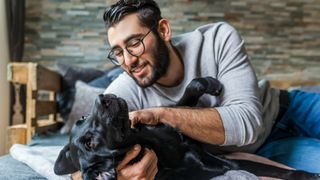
[107,26,155,66]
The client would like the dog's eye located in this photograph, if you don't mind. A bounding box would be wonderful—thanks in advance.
[75,115,88,126]
[76,119,84,126]
[81,133,98,150]
[85,140,94,149]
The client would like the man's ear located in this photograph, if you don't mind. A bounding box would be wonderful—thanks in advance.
[157,18,172,42]
[54,144,79,175]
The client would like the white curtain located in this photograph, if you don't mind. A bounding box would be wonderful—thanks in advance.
[0,0,10,155]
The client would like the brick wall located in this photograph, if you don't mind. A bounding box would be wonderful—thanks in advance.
[24,0,109,68]
[24,0,320,81]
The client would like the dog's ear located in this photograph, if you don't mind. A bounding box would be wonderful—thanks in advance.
[54,144,79,175]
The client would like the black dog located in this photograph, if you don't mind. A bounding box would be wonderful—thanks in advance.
[54,77,320,180]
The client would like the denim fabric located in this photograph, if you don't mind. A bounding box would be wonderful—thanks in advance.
[257,90,320,173]
[287,90,320,138]
[257,137,320,173]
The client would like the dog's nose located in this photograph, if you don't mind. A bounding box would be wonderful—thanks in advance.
[99,94,117,101]
[105,94,117,99]
[99,94,118,107]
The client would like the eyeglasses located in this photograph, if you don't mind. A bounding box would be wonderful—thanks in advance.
[107,27,154,66]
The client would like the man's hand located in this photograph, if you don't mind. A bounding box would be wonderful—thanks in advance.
[131,107,225,145]
[71,171,82,180]
[117,144,158,180]
[129,108,162,128]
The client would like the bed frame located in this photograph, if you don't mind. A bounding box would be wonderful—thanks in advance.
[5,62,319,153]
[6,63,62,153]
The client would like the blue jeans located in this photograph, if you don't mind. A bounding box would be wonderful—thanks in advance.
[257,90,320,173]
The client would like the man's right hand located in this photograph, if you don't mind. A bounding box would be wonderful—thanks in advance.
[117,144,158,180]
[129,108,162,128]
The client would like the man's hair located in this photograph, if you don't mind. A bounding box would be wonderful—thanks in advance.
[103,0,162,32]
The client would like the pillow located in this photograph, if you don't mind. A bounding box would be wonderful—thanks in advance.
[60,81,105,134]
[89,66,124,88]
[55,62,105,121]
[56,62,104,89]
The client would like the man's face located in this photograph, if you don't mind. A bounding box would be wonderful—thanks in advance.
[107,13,169,87]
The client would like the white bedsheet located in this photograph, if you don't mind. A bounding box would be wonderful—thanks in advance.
[10,144,258,180]
[10,144,69,180]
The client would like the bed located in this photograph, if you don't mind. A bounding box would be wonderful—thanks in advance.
[2,62,320,179]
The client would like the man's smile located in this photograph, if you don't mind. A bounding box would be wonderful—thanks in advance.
[130,61,148,77]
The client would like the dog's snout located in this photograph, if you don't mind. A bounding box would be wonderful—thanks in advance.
[106,94,117,99]
[100,94,117,100]
[99,94,119,108]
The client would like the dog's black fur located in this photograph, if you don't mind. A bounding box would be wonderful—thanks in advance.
[54,77,320,180]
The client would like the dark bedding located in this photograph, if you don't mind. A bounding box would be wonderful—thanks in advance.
[0,85,318,180]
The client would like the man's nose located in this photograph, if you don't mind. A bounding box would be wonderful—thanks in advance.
[123,50,138,67]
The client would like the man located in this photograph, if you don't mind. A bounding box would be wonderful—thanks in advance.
[103,0,320,179]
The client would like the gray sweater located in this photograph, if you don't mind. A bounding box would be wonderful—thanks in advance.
[105,22,280,153]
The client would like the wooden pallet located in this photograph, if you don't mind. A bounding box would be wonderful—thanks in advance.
[6,63,62,152]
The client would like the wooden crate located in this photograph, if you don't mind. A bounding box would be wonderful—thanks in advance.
[6,63,62,152]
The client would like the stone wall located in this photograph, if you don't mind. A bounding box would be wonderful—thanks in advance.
[24,0,109,68]
[24,0,320,81]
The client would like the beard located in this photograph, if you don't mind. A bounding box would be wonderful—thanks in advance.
[130,33,170,88]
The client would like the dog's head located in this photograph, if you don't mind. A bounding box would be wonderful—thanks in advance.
[54,94,131,180]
